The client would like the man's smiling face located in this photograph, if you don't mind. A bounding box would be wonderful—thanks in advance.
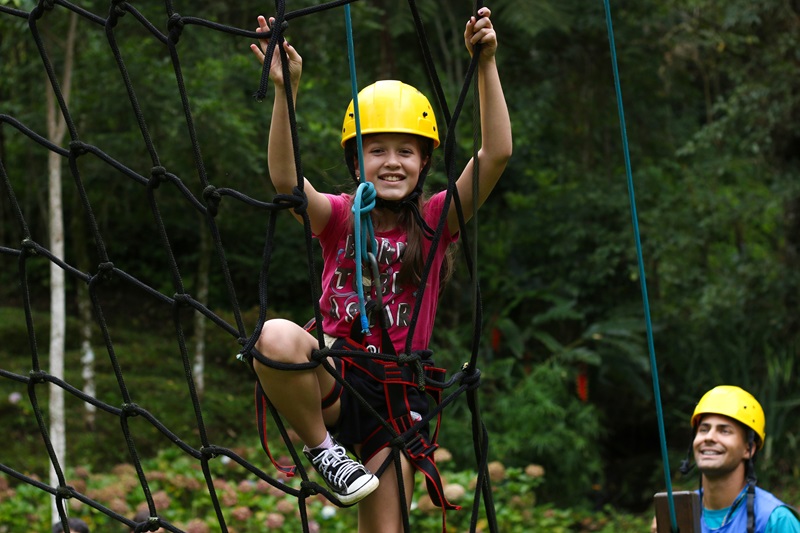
[693,413,753,479]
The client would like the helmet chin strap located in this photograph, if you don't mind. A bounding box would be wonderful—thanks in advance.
[679,442,695,475]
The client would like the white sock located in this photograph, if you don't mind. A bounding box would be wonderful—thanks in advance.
[308,432,334,451]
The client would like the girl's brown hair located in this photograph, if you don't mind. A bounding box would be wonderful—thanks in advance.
[344,137,456,293]
[394,191,456,292]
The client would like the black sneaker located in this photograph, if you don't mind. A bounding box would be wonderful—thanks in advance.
[303,441,379,504]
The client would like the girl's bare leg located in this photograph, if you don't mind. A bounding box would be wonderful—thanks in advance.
[357,448,415,533]
[253,318,340,446]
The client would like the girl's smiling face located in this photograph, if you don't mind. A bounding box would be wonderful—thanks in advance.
[356,133,429,201]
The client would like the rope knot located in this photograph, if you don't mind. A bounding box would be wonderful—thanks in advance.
[150,166,167,188]
[97,261,115,281]
[310,347,328,364]
[390,435,406,449]
[29,370,47,383]
[396,353,418,365]
[173,293,191,306]
[122,402,140,416]
[203,185,221,216]
[459,365,482,389]
[200,446,219,459]
[144,517,161,531]
[69,141,89,156]
[21,238,38,255]
[110,0,128,20]
[397,353,427,390]
[167,13,185,43]
[55,485,73,499]
[299,479,318,498]
[291,185,308,214]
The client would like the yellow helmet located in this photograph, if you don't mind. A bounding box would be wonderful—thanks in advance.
[691,385,765,449]
[341,80,439,148]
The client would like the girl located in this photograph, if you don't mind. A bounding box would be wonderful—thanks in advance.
[249,7,511,532]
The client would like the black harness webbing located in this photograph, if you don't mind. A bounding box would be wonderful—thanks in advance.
[254,316,460,515]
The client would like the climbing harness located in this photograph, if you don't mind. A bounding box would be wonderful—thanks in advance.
[254,313,459,516]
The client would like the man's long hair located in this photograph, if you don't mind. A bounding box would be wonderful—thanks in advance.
[680,419,759,533]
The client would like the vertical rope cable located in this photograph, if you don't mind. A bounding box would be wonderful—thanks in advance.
[0,2,497,530]
[344,3,376,334]
[602,1,678,531]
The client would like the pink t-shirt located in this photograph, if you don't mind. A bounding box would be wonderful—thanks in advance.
[315,191,457,354]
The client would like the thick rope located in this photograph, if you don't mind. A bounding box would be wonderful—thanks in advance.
[0,2,497,532]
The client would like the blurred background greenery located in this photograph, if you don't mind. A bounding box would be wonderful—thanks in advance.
[1,0,799,530]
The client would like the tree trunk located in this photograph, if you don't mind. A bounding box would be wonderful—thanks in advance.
[46,10,78,527]
[46,110,66,532]
[192,216,211,398]
[72,195,95,429]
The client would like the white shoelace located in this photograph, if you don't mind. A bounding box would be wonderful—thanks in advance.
[312,445,364,489]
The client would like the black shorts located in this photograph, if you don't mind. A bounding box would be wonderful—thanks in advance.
[326,349,430,460]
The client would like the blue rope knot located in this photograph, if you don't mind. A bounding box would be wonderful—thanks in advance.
[352,181,377,335]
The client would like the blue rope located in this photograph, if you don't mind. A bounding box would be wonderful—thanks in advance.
[344,4,375,334]
[352,182,377,333]
[602,2,678,531]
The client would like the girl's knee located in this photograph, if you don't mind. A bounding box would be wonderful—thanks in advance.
[254,319,313,364]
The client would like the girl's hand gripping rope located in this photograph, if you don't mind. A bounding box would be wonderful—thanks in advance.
[250,15,302,92]
[464,7,498,59]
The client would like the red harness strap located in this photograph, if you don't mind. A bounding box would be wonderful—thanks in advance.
[254,317,460,526]
[255,382,297,477]
[342,353,457,513]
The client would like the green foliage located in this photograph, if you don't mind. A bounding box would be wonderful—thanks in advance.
[0,445,654,532]
[3,0,800,521]
[482,358,604,504]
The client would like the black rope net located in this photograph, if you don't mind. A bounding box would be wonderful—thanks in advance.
[0,1,496,531]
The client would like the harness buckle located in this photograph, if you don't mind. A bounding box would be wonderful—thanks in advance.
[406,433,437,459]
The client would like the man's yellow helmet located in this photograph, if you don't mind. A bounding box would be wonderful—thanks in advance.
[691,385,766,449]
[341,80,439,148]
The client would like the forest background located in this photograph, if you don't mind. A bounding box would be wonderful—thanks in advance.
[1,0,799,531]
